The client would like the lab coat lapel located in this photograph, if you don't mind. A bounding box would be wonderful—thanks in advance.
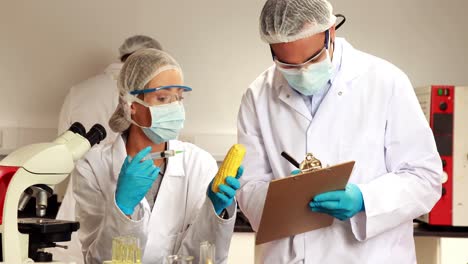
[278,79,312,122]
[148,140,186,234]
[111,136,127,182]
[304,40,361,164]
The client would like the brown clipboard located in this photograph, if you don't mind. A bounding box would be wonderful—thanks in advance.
[255,161,355,245]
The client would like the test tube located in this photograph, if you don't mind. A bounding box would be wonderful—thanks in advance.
[112,236,124,264]
[112,236,141,264]
[199,241,215,264]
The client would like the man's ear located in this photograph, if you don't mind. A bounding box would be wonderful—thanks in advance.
[330,26,336,43]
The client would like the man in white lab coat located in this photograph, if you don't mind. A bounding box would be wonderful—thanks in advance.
[237,0,443,263]
[53,35,163,264]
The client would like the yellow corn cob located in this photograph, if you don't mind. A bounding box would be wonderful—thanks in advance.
[211,144,246,193]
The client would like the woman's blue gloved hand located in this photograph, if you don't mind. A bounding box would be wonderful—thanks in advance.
[116,146,160,215]
[309,183,364,221]
[207,165,244,215]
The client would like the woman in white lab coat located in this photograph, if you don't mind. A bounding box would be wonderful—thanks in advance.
[53,35,163,264]
[237,0,442,263]
[73,49,241,264]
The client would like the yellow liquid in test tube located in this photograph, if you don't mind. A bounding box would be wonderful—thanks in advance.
[112,236,141,264]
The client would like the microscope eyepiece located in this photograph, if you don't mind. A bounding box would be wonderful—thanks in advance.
[68,122,86,136]
[85,124,107,147]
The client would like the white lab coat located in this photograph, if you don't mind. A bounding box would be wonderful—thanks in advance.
[237,38,442,264]
[73,136,236,264]
[57,63,121,142]
[52,63,122,264]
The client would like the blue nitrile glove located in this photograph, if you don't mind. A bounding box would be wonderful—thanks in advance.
[309,183,364,221]
[207,165,244,215]
[116,146,160,215]
[291,169,301,175]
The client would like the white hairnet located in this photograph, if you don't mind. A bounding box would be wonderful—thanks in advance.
[119,35,163,60]
[109,48,183,133]
[259,0,337,44]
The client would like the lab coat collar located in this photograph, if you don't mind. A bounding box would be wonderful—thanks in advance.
[335,38,363,83]
[330,37,344,84]
[111,135,186,181]
[278,82,312,121]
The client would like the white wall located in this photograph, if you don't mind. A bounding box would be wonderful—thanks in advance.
[1,0,467,137]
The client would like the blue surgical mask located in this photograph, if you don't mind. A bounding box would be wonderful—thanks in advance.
[142,102,185,144]
[127,100,185,144]
[277,51,333,96]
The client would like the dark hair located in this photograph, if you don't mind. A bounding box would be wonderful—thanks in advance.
[120,53,132,63]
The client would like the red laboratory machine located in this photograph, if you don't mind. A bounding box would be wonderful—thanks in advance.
[416,85,468,226]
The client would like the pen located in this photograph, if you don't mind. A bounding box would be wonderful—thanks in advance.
[281,151,300,169]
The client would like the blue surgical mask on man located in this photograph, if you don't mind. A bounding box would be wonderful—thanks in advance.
[274,30,333,96]
[277,52,333,96]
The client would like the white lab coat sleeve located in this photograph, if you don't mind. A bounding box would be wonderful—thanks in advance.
[350,73,443,241]
[58,88,73,135]
[177,156,236,264]
[236,90,273,231]
[73,161,151,264]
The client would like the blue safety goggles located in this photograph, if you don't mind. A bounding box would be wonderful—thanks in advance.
[130,85,192,95]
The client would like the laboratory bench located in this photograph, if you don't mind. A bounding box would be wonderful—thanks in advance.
[414,221,468,238]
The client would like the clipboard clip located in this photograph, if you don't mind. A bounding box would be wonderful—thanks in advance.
[299,153,322,173]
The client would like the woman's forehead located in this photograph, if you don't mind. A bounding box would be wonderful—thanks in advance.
[147,69,183,87]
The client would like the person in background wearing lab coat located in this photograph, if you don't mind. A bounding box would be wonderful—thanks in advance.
[58,35,163,143]
[237,0,442,263]
[53,35,163,264]
[74,48,241,264]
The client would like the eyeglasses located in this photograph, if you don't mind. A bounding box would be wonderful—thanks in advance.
[126,85,192,107]
[129,85,192,95]
[273,47,327,70]
[272,30,330,70]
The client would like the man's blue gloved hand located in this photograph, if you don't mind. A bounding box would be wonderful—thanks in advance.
[310,183,365,221]
[207,165,244,215]
[291,169,301,175]
[116,146,160,215]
